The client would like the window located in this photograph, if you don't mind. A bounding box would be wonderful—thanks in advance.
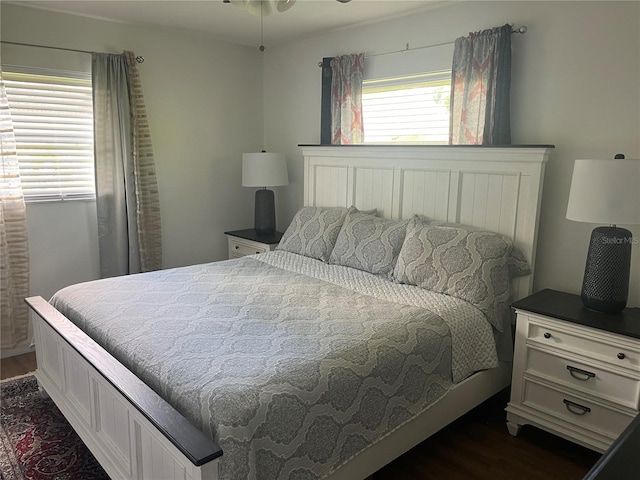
[362,71,451,144]
[4,68,94,202]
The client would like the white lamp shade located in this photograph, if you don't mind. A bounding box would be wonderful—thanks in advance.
[242,152,289,187]
[566,159,640,225]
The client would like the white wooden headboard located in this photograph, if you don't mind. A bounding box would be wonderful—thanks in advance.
[301,145,553,300]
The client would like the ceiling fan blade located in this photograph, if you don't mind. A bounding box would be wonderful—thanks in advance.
[276,0,296,13]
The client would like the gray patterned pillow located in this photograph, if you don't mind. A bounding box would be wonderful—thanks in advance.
[276,206,349,261]
[329,211,408,277]
[394,216,531,331]
[419,217,532,278]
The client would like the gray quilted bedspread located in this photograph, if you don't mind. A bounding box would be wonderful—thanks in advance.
[50,251,498,479]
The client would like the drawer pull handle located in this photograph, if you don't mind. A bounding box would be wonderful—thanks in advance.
[235,245,240,250]
[256,251,260,254]
[617,353,626,360]
[563,399,591,416]
[543,332,552,339]
[566,365,595,381]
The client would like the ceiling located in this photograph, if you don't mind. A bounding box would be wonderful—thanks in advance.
[9,0,447,49]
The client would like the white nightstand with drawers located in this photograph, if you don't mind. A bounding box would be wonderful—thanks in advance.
[225,229,283,259]
[506,289,640,453]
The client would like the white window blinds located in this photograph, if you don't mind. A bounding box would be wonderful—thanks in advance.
[362,72,451,144]
[4,68,95,202]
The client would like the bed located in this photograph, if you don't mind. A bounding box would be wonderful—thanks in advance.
[26,144,553,480]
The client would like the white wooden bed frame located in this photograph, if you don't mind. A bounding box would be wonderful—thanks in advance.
[27,145,553,480]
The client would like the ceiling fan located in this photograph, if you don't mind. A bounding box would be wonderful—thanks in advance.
[223,0,353,51]
[223,0,352,16]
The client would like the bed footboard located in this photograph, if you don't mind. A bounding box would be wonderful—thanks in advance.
[26,296,222,480]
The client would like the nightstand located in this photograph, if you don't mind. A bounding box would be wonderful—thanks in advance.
[506,289,640,453]
[224,229,283,259]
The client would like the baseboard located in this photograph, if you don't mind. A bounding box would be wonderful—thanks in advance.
[1,341,35,359]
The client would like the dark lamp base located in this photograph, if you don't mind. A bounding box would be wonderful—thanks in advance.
[580,226,632,314]
[254,189,276,235]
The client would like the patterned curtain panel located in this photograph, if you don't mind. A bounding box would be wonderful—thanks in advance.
[330,53,365,144]
[0,70,30,349]
[124,52,162,273]
[93,52,161,278]
[449,24,512,145]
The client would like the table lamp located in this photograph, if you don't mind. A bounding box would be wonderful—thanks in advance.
[566,155,640,313]
[242,152,288,235]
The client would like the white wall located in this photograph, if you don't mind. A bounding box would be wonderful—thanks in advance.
[264,0,640,307]
[1,3,263,354]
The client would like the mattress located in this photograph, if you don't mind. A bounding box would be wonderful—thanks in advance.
[50,251,498,479]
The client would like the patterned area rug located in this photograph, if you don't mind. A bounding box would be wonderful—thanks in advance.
[0,374,109,480]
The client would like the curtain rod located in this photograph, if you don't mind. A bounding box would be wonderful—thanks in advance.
[318,25,527,67]
[1,40,145,63]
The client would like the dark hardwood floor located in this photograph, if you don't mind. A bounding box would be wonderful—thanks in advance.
[1,353,600,479]
[376,387,601,479]
[1,351,36,380]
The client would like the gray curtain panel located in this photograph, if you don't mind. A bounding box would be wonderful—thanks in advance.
[92,53,140,278]
[92,52,162,278]
[449,24,512,145]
